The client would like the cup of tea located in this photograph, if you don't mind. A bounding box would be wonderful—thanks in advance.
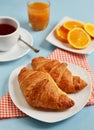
[27,0,50,31]
[0,16,20,51]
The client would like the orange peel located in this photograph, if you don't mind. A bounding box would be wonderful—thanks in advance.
[63,20,84,31]
[54,26,68,43]
[67,27,91,49]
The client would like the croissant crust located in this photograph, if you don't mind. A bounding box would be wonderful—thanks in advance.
[31,56,87,93]
[18,67,74,111]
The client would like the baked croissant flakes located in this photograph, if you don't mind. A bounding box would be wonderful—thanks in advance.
[31,56,87,93]
[18,67,74,111]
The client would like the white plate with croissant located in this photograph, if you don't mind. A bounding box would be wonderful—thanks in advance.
[9,57,92,123]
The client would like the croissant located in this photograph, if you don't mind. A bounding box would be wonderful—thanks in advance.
[31,56,87,93]
[18,67,74,111]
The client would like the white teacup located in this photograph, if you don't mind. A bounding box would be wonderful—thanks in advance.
[0,16,20,51]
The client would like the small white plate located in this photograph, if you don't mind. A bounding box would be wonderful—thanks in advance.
[9,63,92,123]
[46,16,94,54]
[0,28,33,62]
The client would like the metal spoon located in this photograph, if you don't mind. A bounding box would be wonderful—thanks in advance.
[19,35,40,53]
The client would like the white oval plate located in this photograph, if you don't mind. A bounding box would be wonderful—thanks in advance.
[9,63,92,123]
[0,28,33,62]
[46,16,94,54]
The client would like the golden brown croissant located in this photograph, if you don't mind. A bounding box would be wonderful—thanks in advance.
[31,56,87,93]
[18,67,74,111]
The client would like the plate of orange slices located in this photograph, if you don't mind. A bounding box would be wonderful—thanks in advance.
[46,16,94,54]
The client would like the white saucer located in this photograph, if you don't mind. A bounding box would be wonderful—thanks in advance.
[0,28,33,62]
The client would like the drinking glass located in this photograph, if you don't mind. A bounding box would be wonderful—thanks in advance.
[27,0,50,31]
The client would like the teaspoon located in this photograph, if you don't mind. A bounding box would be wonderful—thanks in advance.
[19,35,40,53]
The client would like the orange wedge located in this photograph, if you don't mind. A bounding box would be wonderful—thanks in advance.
[63,20,84,31]
[84,23,94,37]
[54,26,69,43]
[68,27,91,49]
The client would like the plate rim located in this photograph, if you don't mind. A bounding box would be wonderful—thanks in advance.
[8,63,92,123]
[46,16,94,55]
[0,27,33,62]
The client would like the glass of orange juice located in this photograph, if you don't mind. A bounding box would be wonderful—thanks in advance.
[27,0,50,31]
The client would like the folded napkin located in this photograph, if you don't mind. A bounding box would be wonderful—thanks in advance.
[0,48,94,119]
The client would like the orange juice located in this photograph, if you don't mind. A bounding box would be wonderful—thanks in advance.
[28,1,50,31]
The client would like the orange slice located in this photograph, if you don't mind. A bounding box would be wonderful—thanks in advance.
[84,23,94,37]
[68,27,91,49]
[63,20,84,31]
[54,26,68,43]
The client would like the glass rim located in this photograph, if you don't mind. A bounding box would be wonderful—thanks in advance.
[27,0,50,9]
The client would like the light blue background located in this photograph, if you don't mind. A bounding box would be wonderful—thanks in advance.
[0,0,94,129]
